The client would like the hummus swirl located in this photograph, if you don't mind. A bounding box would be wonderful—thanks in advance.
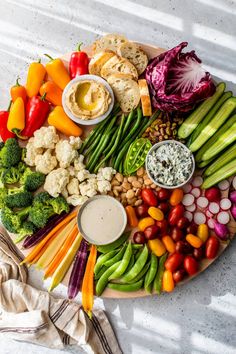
[65,80,111,120]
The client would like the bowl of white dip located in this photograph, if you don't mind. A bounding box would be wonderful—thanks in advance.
[77,195,127,245]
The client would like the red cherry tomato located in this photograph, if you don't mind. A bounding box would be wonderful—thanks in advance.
[186,223,198,234]
[133,231,146,244]
[144,224,160,240]
[184,255,198,275]
[168,205,185,226]
[135,204,149,218]
[173,269,186,283]
[141,188,157,206]
[157,202,169,214]
[177,217,189,229]
[205,236,219,259]
[165,252,184,272]
[175,240,193,254]
[170,227,184,242]
[193,247,204,260]
[156,219,168,236]
[157,188,170,201]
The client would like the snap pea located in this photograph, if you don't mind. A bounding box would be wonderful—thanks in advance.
[144,253,158,291]
[145,283,153,294]
[107,279,143,292]
[120,244,149,283]
[124,138,152,174]
[127,260,150,284]
[132,244,143,250]
[97,232,130,253]
[134,247,143,260]
[94,249,118,277]
[108,242,133,280]
[103,244,126,268]
[96,260,122,296]
[125,253,135,273]
[153,253,168,295]
[95,265,108,280]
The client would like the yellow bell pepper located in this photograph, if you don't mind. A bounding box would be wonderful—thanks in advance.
[48,106,83,136]
[7,97,25,137]
[44,54,70,90]
[26,59,46,97]
[148,238,166,257]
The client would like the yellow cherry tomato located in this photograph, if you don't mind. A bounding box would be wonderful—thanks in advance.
[163,270,175,292]
[162,235,176,253]
[148,238,166,257]
[138,217,155,231]
[148,207,164,221]
[197,224,209,243]
[186,234,203,248]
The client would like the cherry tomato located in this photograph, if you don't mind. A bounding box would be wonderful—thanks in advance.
[184,255,199,275]
[157,188,170,201]
[177,217,189,229]
[135,204,149,218]
[193,247,204,260]
[205,236,219,259]
[169,188,184,206]
[141,188,157,206]
[133,231,146,244]
[175,240,193,254]
[173,269,186,283]
[168,205,185,226]
[165,252,184,272]
[170,227,184,242]
[156,219,168,236]
[144,224,160,240]
[186,223,198,234]
[157,202,169,214]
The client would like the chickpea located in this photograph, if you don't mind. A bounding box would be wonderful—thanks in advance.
[122,181,131,190]
[126,189,135,199]
[115,173,124,183]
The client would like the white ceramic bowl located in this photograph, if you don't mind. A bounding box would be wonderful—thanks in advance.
[62,74,114,126]
[145,140,195,189]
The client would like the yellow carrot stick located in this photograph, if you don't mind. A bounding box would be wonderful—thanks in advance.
[82,245,97,318]
[48,234,82,292]
[21,211,77,265]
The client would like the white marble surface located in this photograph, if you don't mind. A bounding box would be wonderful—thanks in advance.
[0,1,236,353]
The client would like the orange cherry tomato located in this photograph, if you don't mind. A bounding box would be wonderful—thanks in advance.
[169,188,184,206]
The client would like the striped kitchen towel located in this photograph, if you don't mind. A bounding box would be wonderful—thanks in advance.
[0,227,122,354]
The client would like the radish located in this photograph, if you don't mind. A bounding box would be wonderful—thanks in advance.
[218,179,230,191]
[185,204,196,212]
[196,197,209,209]
[194,212,206,225]
[217,211,230,225]
[220,198,232,210]
[214,222,228,240]
[183,183,192,193]
[191,187,201,198]
[182,194,195,206]
[205,187,221,202]
[209,202,220,214]
[206,210,213,218]
[229,191,236,204]
[207,218,215,229]
[184,211,193,222]
[231,204,236,219]
[192,176,203,187]
[233,176,236,190]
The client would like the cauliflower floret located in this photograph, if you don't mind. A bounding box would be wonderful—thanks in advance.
[74,155,85,171]
[55,140,78,168]
[66,195,88,206]
[44,168,70,197]
[61,187,69,199]
[67,178,80,195]
[69,136,82,149]
[33,126,59,149]
[77,169,91,182]
[79,178,98,198]
[24,137,43,166]
[97,180,112,194]
[67,165,76,176]
[35,150,57,174]
[97,167,116,181]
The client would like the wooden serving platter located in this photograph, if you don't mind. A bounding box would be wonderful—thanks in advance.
[9,42,236,299]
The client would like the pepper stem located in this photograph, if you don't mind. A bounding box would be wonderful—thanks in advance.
[44,53,54,61]
[41,92,47,101]
[15,77,20,86]
[7,100,12,112]
[76,42,83,52]
[12,128,27,140]
[38,58,41,63]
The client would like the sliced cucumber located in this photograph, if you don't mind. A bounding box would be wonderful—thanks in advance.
[197,157,215,169]
[204,144,236,177]
[202,159,236,189]
[178,82,225,139]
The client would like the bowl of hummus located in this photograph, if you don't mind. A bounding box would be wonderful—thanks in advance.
[62,74,114,125]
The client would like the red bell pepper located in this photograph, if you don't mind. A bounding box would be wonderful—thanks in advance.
[69,43,89,79]
[0,102,15,142]
[22,93,50,137]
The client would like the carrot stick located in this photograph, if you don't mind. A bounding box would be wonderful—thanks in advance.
[21,211,77,265]
[82,245,97,318]
[44,224,78,279]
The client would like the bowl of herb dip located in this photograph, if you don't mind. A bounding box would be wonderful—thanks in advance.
[145,140,195,189]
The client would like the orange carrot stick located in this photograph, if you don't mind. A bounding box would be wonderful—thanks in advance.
[82,245,97,318]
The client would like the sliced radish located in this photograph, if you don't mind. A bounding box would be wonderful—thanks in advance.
[218,179,230,191]
[217,211,230,225]
[182,194,195,206]
[191,187,201,198]
[220,198,232,211]
[209,202,220,214]
[192,176,203,187]
[184,211,193,222]
[207,218,215,229]
[183,183,192,193]
[233,176,236,190]
[185,204,196,212]
[196,196,209,209]
[206,210,213,218]
[194,212,206,225]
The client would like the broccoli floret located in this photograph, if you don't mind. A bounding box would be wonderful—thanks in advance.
[33,191,52,206]
[14,221,37,243]
[49,196,70,214]
[20,168,45,191]
[1,166,21,184]
[0,188,8,208]
[0,138,22,167]
[0,142,4,151]
[5,190,33,208]
[29,204,55,228]
[1,206,30,233]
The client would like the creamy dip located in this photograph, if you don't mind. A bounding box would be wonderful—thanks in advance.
[79,196,126,245]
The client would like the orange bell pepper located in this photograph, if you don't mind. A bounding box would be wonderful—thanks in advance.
[10,78,27,104]
[39,81,62,106]
[48,106,83,136]
[44,54,70,90]
[26,59,46,98]
[7,97,25,138]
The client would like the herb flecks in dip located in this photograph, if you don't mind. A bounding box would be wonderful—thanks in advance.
[147,142,193,187]
[65,80,111,120]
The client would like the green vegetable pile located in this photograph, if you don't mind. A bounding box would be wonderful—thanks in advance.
[0,138,70,242]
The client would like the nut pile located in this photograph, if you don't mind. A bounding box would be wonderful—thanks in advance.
[108,167,159,207]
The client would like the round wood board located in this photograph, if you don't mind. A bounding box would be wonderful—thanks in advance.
[8,41,236,299]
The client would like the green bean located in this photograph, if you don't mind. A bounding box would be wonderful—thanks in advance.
[94,249,118,277]
[103,125,119,155]
[121,107,142,146]
[107,279,143,292]
[97,232,130,253]
[103,244,126,268]
[96,261,122,296]
[120,244,149,283]
[95,266,108,280]
[137,110,161,137]
[121,110,135,140]
[153,253,168,295]
[144,253,158,291]
[108,242,133,280]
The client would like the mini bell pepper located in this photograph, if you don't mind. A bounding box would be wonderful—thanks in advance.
[10,78,27,104]
[44,54,70,90]
[7,97,25,138]
[21,93,51,138]
[26,59,46,98]
[0,102,15,142]
[48,106,83,136]
[69,42,89,79]
[39,81,62,106]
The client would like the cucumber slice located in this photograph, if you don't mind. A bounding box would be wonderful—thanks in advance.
[202,159,236,189]
[197,157,215,169]
[204,144,236,177]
